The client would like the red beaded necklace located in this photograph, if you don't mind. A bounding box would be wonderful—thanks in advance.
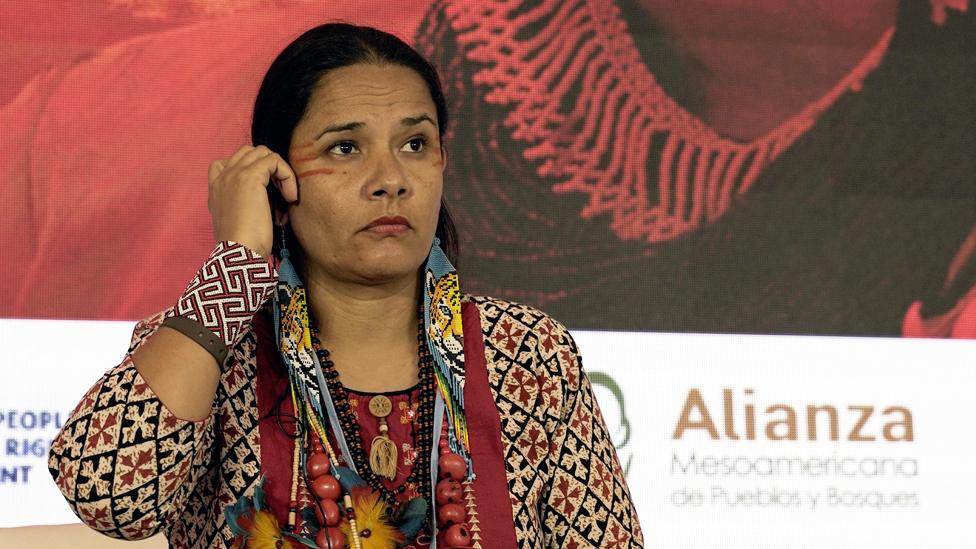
[287,319,476,548]
[309,320,436,507]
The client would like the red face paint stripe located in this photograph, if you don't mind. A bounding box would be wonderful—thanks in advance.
[296,168,335,178]
[290,151,321,163]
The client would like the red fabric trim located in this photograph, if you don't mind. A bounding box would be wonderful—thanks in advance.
[253,309,297,528]
[462,300,519,549]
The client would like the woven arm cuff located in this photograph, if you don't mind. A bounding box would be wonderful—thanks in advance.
[172,241,278,350]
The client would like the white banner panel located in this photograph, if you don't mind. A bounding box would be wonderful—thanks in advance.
[3,319,976,549]
[574,330,976,549]
[0,319,136,527]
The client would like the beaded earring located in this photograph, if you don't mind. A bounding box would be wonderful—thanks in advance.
[278,224,290,260]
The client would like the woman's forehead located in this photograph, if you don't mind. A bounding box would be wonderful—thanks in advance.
[291,64,436,143]
[307,64,434,119]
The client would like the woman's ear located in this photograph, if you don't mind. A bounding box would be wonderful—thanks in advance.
[440,145,448,172]
[274,208,289,226]
[268,182,293,226]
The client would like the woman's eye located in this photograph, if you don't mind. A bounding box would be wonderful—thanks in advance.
[328,142,358,155]
[401,136,427,153]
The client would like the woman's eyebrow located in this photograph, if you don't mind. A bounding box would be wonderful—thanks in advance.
[316,121,364,140]
[315,114,436,140]
[401,114,437,129]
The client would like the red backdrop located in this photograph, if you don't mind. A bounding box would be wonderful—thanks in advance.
[1,0,973,337]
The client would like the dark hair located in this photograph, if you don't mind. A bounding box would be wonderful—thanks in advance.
[252,22,458,264]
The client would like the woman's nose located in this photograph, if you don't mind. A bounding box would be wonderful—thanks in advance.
[365,151,411,199]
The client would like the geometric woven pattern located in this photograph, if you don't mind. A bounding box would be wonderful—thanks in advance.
[471,296,644,547]
[48,310,216,544]
[175,241,277,347]
[49,243,643,548]
[50,242,271,548]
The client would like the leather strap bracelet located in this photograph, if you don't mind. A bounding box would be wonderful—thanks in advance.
[161,315,230,369]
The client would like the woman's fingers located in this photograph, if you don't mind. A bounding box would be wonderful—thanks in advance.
[241,151,299,203]
[227,144,256,166]
[205,144,300,257]
[208,159,226,182]
[236,145,274,168]
[266,154,299,203]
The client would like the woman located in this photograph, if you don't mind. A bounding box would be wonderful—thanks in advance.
[47,23,643,549]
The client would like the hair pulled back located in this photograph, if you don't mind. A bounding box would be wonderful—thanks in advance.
[252,23,458,263]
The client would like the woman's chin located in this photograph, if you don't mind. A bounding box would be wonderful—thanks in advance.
[302,236,432,286]
[353,253,426,285]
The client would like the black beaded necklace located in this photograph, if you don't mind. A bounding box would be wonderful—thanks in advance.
[309,317,436,508]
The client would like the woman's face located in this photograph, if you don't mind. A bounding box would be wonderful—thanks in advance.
[285,63,445,286]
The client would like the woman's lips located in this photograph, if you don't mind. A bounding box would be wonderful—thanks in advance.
[363,215,411,235]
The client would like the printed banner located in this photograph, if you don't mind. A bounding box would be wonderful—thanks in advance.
[576,330,976,548]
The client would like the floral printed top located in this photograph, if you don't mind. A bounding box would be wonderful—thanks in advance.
[48,241,645,548]
[345,386,424,488]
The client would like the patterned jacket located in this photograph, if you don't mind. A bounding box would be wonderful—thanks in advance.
[48,242,644,548]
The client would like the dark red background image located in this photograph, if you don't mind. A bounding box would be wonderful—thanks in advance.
[2,0,973,337]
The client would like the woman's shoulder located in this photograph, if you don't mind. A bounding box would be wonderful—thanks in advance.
[464,294,568,328]
[462,296,585,412]
[463,294,582,363]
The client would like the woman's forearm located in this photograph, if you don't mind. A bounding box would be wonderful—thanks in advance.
[132,326,221,421]
[134,240,278,420]
[48,311,216,541]
[48,241,278,539]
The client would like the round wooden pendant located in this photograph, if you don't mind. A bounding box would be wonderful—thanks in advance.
[368,395,393,418]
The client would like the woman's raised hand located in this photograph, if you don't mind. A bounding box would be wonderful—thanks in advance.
[208,145,298,258]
